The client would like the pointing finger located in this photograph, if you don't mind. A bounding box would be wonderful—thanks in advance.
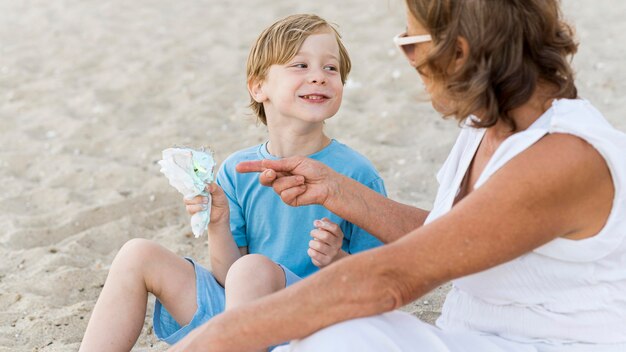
[236,160,266,173]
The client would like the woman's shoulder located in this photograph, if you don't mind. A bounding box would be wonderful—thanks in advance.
[517,130,622,260]
[486,109,615,194]
[532,132,605,168]
[545,99,626,178]
[530,130,615,204]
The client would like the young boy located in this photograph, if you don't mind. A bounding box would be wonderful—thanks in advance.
[80,14,386,351]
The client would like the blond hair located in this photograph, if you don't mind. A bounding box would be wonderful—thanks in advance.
[406,0,578,130]
[246,14,352,125]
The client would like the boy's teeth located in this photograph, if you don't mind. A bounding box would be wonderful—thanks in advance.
[303,95,323,100]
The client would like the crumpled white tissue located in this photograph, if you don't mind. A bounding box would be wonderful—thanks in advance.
[158,147,216,237]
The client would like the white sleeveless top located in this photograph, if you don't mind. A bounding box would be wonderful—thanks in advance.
[426,99,626,350]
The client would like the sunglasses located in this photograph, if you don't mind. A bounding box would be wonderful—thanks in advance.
[393,32,432,64]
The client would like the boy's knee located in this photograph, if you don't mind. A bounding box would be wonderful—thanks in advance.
[226,254,284,291]
[114,238,161,268]
[118,238,156,256]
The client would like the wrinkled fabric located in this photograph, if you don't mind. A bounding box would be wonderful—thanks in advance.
[158,147,215,237]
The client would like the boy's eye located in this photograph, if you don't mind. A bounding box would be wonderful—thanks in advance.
[292,63,307,68]
[324,65,338,72]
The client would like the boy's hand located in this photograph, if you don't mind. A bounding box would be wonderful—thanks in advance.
[183,183,230,225]
[308,218,345,268]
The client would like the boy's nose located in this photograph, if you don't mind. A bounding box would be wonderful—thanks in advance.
[308,70,326,85]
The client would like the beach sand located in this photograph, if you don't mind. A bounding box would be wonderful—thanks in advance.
[1,0,624,350]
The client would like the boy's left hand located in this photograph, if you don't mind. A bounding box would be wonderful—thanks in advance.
[308,218,345,268]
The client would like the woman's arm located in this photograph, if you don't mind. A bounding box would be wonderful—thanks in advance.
[171,134,612,351]
[328,174,430,243]
[236,158,430,243]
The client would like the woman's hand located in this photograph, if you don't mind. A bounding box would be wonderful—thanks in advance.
[183,183,230,225]
[236,156,338,207]
[309,218,346,267]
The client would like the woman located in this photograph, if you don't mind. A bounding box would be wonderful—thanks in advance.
[170,0,626,351]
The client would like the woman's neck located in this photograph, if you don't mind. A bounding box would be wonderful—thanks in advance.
[482,83,558,150]
[510,87,556,130]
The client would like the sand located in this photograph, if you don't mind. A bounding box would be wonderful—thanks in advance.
[1,0,624,350]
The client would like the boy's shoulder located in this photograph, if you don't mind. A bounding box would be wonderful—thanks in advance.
[218,143,265,173]
[224,144,262,159]
[319,140,373,164]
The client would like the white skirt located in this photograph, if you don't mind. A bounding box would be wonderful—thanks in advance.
[273,310,623,352]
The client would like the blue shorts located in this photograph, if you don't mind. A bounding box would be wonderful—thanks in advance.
[153,257,302,346]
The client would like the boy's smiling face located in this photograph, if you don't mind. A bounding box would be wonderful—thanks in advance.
[251,29,344,126]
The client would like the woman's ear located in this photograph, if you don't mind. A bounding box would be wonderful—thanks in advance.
[247,79,267,103]
[454,36,470,72]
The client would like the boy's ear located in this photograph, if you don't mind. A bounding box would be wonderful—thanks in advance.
[247,79,267,103]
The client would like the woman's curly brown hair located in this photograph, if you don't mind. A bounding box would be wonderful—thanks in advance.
[406,0,578,131]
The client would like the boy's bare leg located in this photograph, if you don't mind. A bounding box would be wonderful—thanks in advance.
[225,254,287,352]
[80,239,198,352]
[224,254,287,309]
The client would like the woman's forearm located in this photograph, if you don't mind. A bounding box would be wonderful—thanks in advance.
[325,174,430,243]
[235,158,429,242]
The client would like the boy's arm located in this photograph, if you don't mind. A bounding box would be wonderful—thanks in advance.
[206,218,241,286]
[190,183,243,286]
[206,161,250,285]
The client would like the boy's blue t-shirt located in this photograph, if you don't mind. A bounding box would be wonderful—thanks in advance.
[216,139,387,278]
